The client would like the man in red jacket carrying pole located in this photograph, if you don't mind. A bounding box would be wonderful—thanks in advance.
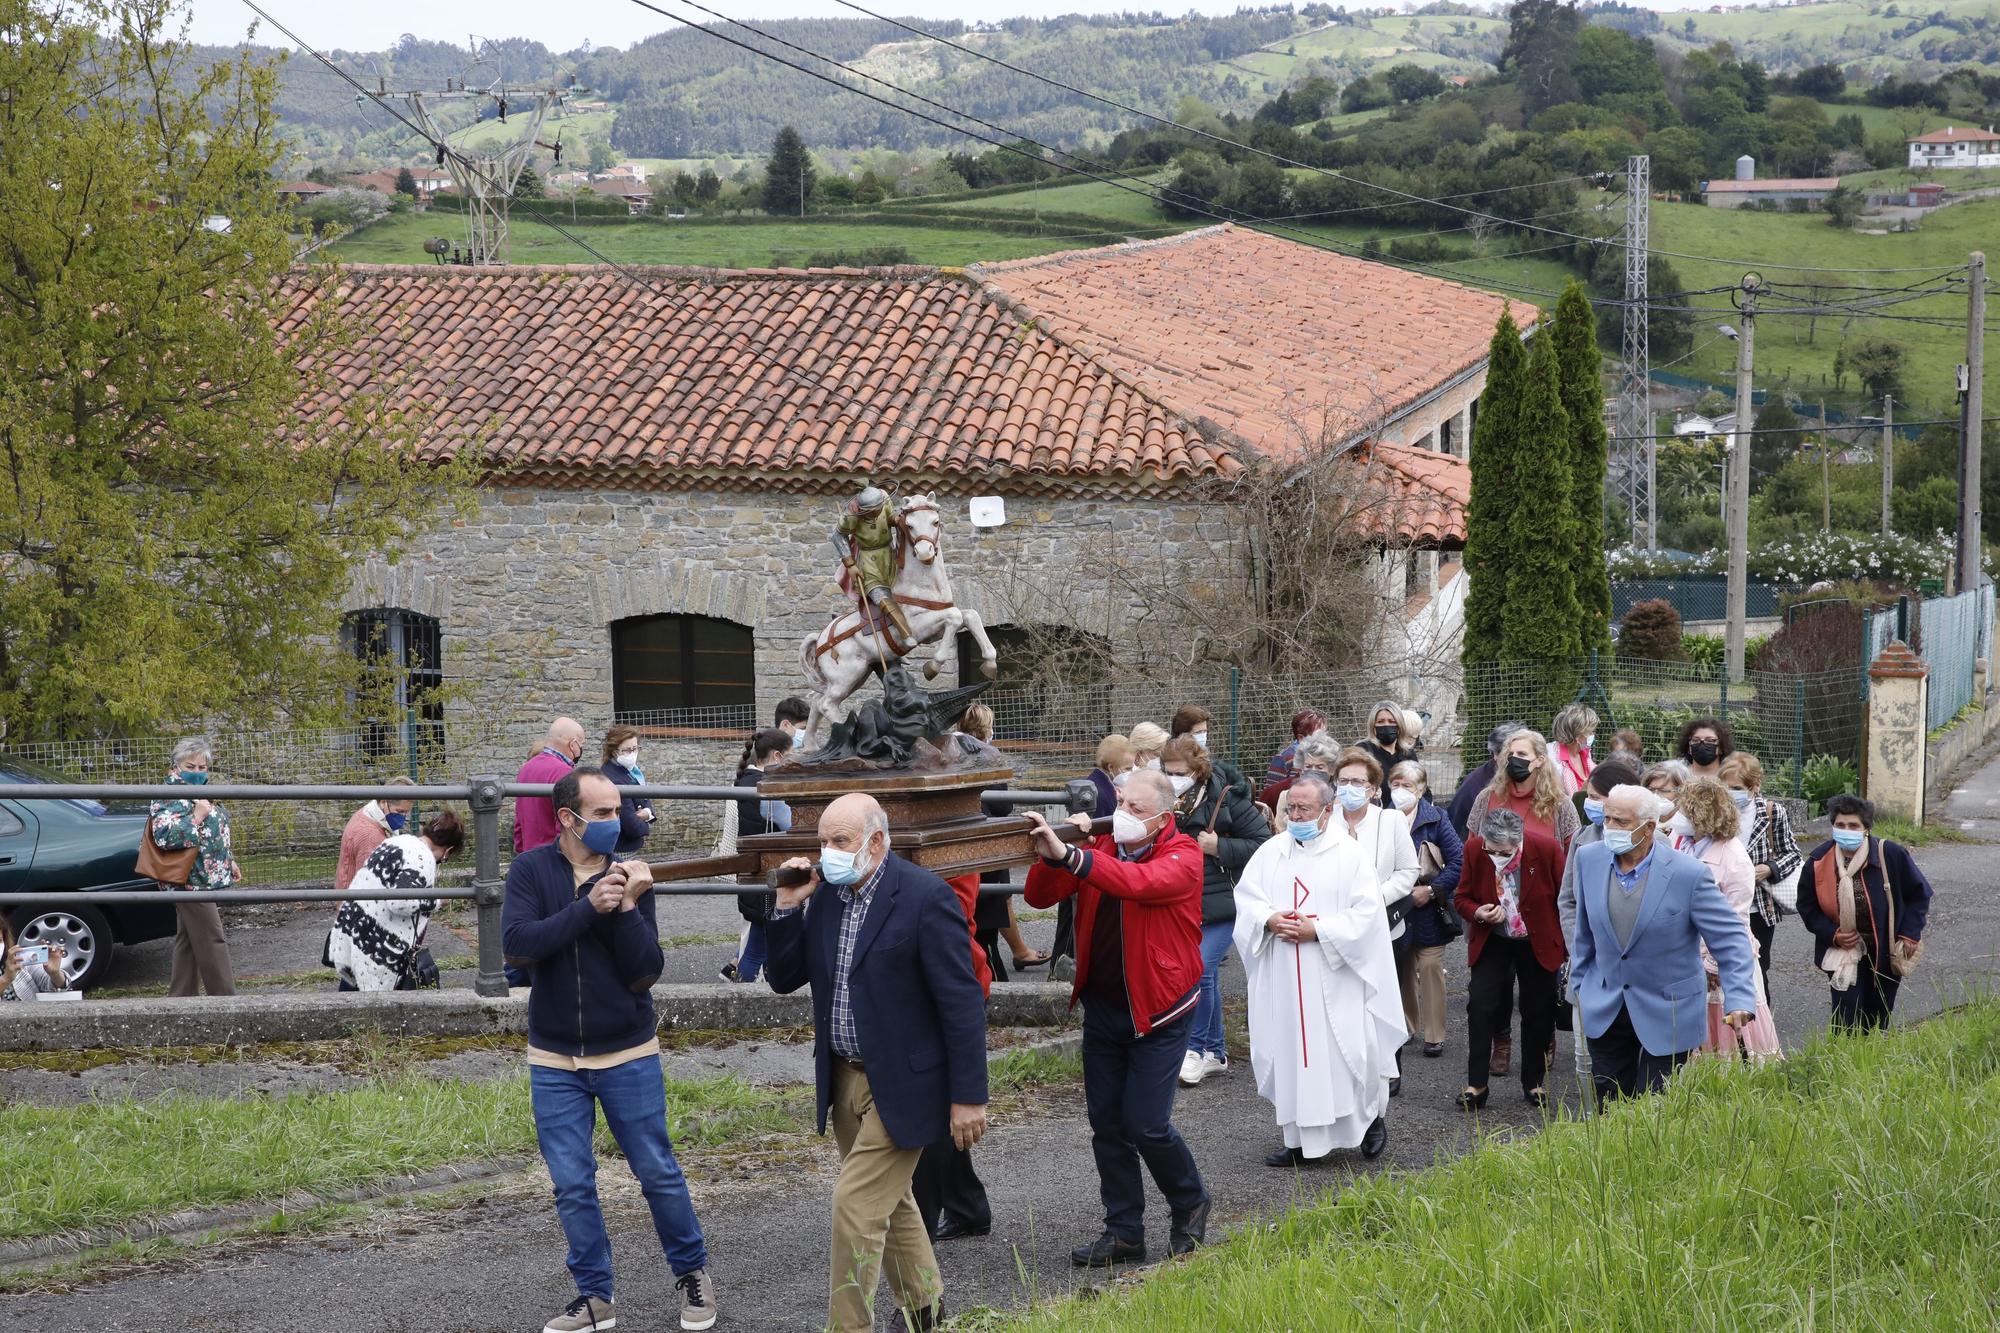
[1024,768,1212,1268]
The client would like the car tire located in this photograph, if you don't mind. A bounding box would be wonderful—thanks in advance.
[9,903,115,991]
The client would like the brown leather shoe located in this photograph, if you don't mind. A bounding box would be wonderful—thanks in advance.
[1491,1035,1511,1076]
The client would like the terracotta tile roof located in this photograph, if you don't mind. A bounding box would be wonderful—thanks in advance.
[1360,440,1470,545]
[972,225,1524,461]
[1908,125,2000,144]
[278,265,1238,499]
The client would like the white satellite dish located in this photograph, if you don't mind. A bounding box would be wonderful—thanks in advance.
[969,495,1006,528]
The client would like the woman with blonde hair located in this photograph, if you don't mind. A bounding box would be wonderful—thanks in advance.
[1129,720,1170,772]
[1644,760,1693,849]
[1680,777,1782,1062]
[1466,728,1579,848]
[1550,703,1598,796]
[1720,752,1801,1002]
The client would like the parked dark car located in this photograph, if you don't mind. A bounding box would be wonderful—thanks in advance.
[0,755,176,989]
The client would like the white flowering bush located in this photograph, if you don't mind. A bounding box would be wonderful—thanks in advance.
[1607,532,1975,587]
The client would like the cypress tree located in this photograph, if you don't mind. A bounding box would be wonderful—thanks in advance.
[1501,330,1585,662]
[1461,306,1526,667]
[761,126,817,217]
[1552,279,1613,660]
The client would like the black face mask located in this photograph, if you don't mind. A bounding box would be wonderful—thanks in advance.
[1374,725,1400,748]
[1505,755,1533,783]
[1688,740,1720,765]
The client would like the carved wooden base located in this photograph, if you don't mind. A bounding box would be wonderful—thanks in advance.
[739,765,1041,881]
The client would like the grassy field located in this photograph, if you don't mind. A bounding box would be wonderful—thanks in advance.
[1648,196,2000,412]
[326,211,1094,268]
[905,176,1176,228]
[991,996,2000,1331]
[1677,0,2000,74]
[0,1068,806,1242]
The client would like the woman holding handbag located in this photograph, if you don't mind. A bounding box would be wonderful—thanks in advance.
[1389,761,1462,1059]
[1797,795,1933,1032]
[328,809,465,991]
[145,736,240,997]
[1721,753,1802,1004]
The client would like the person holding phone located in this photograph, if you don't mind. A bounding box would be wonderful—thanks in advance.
[501,767,717,1333]
[1,917,68,1001]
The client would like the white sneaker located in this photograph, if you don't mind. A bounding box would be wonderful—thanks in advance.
[1200,1051,1229,1079]
[1179,1048,1208,1087]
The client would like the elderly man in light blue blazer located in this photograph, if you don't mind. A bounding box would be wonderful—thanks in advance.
[1570,784,1758,1102]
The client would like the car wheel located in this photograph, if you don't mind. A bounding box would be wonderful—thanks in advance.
[10,903,114,991]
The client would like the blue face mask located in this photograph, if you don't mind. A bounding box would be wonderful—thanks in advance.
[1831,828,1867,853]
[1583,797,1606,826]
[1287,818,1323,843]
[385,812,407,832]
[819,845,862,885]
[568,812,621,855]
[1729,788,1754,811]
[791,729,808,750]
[1604,826,1643,856]
[1335,784,1371,812]
[179,770,209,786]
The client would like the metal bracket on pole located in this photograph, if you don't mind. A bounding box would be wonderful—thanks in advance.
[467,773,510,998]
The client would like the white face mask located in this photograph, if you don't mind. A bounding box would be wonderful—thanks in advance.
[1191,730,1209,749]
[1489,851,1517,879]
[1168,774,1195,797]
[616,749,639,768]
[1668,811,1694,837]
[1142,757,1162,772]
[1111,769,1132,789]
[1579,735,1595,753]
[1111,809,1156,846]
[1389,786,1417,811]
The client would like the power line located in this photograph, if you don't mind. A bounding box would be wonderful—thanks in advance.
[818,0,1972,278]
[1609,416,1998,443]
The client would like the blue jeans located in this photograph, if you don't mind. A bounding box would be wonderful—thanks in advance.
[1188,922,1234,1059]
[530,1054,708,1298]
[737,922,768,983]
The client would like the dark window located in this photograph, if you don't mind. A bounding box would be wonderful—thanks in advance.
[341,609,444,763]
[612,614,756,725]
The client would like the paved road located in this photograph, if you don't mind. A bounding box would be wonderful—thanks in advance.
[11,826,1999,1331]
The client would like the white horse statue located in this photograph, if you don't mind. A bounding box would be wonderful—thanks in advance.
[799,492,998,740]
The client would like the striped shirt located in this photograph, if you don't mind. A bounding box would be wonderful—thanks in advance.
[829,860,888,1060]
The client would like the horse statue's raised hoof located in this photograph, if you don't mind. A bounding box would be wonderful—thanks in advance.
[981,661,998,680]
[924,660,941,680]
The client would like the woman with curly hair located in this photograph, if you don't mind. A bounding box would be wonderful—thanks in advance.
[1680,777,1782,1063]
[1675,717,1735,782]
[1466,729,1580,849]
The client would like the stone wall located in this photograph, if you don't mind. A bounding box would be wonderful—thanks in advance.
[345,486,1240,849]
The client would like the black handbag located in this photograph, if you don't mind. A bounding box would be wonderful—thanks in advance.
[401,947,441,990]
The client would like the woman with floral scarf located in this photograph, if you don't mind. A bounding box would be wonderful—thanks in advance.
[148,736,240,996]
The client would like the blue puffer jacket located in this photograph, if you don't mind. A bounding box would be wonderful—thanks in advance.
[1404,796,1465,948]
[501,842,663,1057]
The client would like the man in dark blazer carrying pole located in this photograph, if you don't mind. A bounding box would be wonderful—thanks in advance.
[765,792,990,1333]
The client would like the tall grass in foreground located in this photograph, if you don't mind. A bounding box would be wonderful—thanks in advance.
[0,1070,803,1242]
[999,999,2000,1331]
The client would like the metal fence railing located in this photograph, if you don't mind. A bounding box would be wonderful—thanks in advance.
[0,780,1084,998]
[1862,584,1996,732]
[1612,578,1796,624]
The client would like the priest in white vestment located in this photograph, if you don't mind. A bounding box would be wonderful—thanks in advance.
[1233,770,1407,1166]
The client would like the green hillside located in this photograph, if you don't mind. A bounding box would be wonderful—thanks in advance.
[1663,0,2000,75]
[1214,14,1504,99]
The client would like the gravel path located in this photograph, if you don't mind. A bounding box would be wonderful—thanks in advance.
[7,830,1998,1332]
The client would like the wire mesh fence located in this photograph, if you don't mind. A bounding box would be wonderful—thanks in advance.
[1861,584,1996,733]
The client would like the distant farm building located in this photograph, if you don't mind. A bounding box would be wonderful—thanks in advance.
[1906,126,2000,170]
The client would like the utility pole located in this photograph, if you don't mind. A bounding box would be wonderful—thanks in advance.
[1880,394,1894,535]
[1821,398,1831,532]
[1958,250,1986,595]
[1726,274,1760,684]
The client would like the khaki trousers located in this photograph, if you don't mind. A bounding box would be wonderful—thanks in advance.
[1399,943,1448,1045]
[169,901,237,997]
[828,1058,940,1333]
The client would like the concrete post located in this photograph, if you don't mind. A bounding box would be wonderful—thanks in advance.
[467,773,510,998]
[1865,642,1929,823]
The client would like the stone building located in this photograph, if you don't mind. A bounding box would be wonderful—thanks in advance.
[296,224,1519,784]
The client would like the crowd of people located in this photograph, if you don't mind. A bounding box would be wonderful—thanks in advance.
[102,693,1939,1333]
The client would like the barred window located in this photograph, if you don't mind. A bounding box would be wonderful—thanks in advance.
[341,609,444,762]
[611,614,756,724]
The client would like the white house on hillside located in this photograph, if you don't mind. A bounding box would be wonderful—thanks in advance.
[1907,126,2000,169]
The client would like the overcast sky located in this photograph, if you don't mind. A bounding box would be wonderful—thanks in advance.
[189,0,1720,53]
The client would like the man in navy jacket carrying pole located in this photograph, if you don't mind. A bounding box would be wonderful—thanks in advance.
[765,791,990,1333]
[503,767,718,1333]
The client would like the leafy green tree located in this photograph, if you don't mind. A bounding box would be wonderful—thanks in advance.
[1462,307,1528,666]
[1791,63,1846,98]
[1500,331,1584,660]
[1552,281,1612,658]
[1501,0,1584,116]
[1847,337,1907,402]
[394,166,418,197]
[761,125,816,216]
[694,167,722,204]
[671,170,699,206]
[1383,63,1446,103]
[514,166,544,200]
[1750,399,1801,491]
[1221,159,1288,219]
[852,169,885,205]
[1823,183,1865,227]
[1340,75,1391,113]
[1646,126,1709,194]
[1159,150,1230,218]
[586,139,616,174]
[0,1,471,738]
[1571,26,1663,105]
